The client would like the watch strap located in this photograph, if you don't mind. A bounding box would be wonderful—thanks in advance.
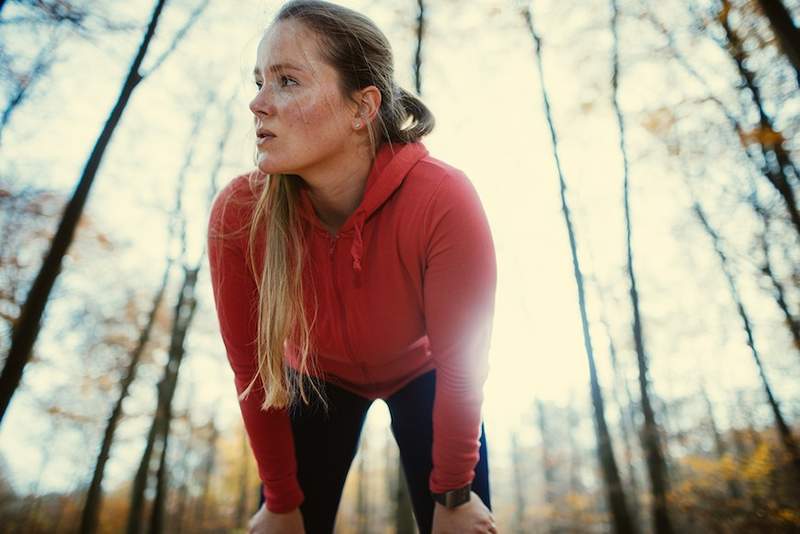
[431,483,471,508]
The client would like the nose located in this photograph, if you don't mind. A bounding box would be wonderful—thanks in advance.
[249,85,274,117]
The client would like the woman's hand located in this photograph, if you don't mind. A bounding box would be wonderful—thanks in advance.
[247,503,306,534]
[432,491,498,533]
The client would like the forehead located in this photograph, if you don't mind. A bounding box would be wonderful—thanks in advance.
[254,20,327,76]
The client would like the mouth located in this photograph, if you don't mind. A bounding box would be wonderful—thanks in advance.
[256,128,276,145]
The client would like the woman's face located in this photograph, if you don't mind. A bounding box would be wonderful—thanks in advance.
[249,20,359,176]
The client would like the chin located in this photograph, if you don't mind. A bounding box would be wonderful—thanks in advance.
[256,153,288,175]
[257,153,309,177]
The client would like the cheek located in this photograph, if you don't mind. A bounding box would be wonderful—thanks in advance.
[279,92,348,133]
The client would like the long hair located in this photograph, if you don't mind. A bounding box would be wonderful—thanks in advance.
[243,0,436,412]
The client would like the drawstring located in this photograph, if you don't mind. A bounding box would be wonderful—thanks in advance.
[350,209,366,272]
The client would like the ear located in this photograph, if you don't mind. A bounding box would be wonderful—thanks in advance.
[351,85,381,127]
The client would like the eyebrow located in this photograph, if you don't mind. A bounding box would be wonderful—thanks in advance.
[252,63,304,76]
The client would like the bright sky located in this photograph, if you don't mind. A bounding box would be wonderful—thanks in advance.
[1,0,798,501]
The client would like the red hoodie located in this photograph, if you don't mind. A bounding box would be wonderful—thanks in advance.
[207,141,497,513]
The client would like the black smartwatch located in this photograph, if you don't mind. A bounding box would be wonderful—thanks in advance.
[431,483,471,508]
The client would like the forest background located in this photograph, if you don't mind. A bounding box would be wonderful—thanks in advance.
[1,0,799,532]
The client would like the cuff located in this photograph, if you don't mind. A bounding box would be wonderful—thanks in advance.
[262,476,305,513]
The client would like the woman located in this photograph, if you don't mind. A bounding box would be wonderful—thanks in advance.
[207,1,498,533]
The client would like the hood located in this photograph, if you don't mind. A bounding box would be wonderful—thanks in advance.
[296,141,429,273]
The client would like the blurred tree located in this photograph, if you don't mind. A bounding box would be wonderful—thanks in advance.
[520,3,637,533]
[611,1,674,532]
[78,263,172,534]
[535,398,556,528]
[191,417,220,530]
[125,263,199,534]
[589,270,643,526]
[749,188,800,356]
[413,0,425,95]
[753,0,800,86]
[509,431,527,534]
[715,0,800,237]
[690,196,800,486]
[699,381,743,500]
[0,0,209,426]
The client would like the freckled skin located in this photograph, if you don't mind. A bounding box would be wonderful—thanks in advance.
[249,20,358,178]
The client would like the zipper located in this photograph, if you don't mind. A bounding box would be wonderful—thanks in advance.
[328,233,369,381]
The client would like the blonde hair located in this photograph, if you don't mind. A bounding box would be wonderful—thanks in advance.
[243,0,435,412]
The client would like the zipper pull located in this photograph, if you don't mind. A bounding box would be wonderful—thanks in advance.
[328,234,338,256]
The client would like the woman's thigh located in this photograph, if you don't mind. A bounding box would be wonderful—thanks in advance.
[385,369,492,534]
[257,376,373,534]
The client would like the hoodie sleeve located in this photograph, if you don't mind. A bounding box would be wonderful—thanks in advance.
[206,177,304,513]
[422,170,497,494]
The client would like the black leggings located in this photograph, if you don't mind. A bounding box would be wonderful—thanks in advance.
[257,368,491,534]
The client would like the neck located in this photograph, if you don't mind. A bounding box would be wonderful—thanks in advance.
[300,144,374,234]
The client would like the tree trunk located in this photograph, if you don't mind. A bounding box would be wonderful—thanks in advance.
[149,411,172,534]
[171,416,196,534]
[521,6,637,533]
[591,270,644,527]
[699,384,743,500]
[0,0,169,426]
[79,264,171,534]
[692,201,800,485]
[127,266,199,534]
[754,0,800,86]
[611,2,674,532]
[413,0,425,95]
[750,196,800,359]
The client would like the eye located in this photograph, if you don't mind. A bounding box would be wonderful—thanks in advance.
[280,75,298,87]
[254,80,263,90]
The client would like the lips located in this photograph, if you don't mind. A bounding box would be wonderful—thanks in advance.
[256,128,276,144]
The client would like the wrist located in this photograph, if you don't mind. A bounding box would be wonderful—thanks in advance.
[431,483,471,509]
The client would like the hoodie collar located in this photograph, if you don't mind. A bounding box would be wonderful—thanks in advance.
[297,141,429,273]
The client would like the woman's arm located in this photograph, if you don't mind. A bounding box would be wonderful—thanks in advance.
[207,178,304,513]
[422,169,497,495]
